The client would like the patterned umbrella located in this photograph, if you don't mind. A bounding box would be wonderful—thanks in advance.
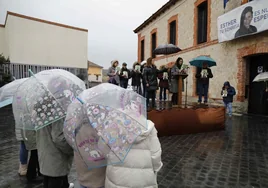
[64,83,148,169]
[12,69,86,130]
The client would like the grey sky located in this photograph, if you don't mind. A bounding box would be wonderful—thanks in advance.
[0,0,168,69]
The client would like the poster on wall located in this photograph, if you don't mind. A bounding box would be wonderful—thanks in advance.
[217,0,268,43]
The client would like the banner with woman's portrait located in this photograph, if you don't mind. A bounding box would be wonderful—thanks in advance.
[217,0,268,43]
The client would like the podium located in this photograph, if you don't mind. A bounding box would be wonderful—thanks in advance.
[177,74,188,106]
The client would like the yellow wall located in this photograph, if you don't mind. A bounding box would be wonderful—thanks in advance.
[88,67,102,75]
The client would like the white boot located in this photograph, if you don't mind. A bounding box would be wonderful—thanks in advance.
[18,164,27,176]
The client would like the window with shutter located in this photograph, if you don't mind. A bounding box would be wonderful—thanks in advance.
[197,1,208,44]
[151,33,156,58]
[141,40,145,61]
[169,21,177,45]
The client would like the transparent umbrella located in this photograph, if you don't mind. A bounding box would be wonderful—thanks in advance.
[12,69,86,130]
[253,72,268,82]
[0,78,28,108]
[64,83,148,169]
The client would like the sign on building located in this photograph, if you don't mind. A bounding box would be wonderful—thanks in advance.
[217,0,268,43]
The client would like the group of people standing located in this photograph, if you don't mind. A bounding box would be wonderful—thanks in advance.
[107,57,188,108]
[107,57,237,116]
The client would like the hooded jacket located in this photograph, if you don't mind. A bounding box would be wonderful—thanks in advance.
[36,77,74,177]
[105,120,162,188]
[108,60,120,85]
[221,81,236,103]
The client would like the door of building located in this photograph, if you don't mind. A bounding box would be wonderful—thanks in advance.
[248,54,268,115]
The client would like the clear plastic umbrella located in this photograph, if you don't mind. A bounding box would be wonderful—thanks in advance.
[64,83,148,169]
[0,78,28,108]
[12,69,86,130]
[253,72,268,82]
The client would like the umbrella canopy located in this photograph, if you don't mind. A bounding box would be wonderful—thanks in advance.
[0,78,28,108]
[13,69,86,130]
[154,44,181,55]
[64,83,148,169]
[253,72,268,82]
[189,56,216,68]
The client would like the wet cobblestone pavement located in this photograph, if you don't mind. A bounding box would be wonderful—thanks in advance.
[1,106,268,188]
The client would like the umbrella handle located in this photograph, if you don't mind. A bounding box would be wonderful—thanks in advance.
[28,69,34,76]
[76,97,84,104]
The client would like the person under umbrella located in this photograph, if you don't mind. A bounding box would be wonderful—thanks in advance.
[12,69,86,188]
[190,56,216,105]
[63,83,162,188]
[169,57,185,105]
[36,77,76,188]
[195,62,213,105]
[64,100,106,188]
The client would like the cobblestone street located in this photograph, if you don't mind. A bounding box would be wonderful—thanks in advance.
[1,106,268,188]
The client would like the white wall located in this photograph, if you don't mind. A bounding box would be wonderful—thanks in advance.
[5,15,88,68]
[0,27,9,57]
[88,74,102,83]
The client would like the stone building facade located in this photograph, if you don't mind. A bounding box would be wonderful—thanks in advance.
[134,0,268,115]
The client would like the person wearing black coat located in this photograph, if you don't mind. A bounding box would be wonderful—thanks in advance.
[141,61,147,98]
[143,58,167,109]
[195,62,213,104]
[131,62,142,94]
[119,62,130,89]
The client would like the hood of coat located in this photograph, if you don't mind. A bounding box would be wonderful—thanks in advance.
[134,120,155,143]
[111,60,118,67]
[133,61,140,69]
[224,81,231,87]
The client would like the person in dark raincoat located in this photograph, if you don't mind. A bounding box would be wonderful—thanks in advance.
[119,62,130,89]
[221,81,236,117]
[195,62,213,104]
[131,61,142,94]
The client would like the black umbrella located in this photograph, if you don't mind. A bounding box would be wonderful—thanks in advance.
[153,44,181,106]
[154,44,181,55]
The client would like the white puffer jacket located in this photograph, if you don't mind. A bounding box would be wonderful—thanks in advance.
[105,120,163,188]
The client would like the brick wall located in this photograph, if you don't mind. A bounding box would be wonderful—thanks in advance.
[136,0,268,113]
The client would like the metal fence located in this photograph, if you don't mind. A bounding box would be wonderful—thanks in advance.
[0,63,88,81]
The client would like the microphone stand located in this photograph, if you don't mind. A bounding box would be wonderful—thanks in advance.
[185,67,190,108]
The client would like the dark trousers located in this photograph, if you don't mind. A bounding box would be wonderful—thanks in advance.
[142,83,147,98]
[26,150,41,181]
[147,90,156,108]
[198,83,209,103]
[159,88,167,100]
[120,81,128,89]
[43,175,69,188]
[171,93,178,105]
[134,85,142,95]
